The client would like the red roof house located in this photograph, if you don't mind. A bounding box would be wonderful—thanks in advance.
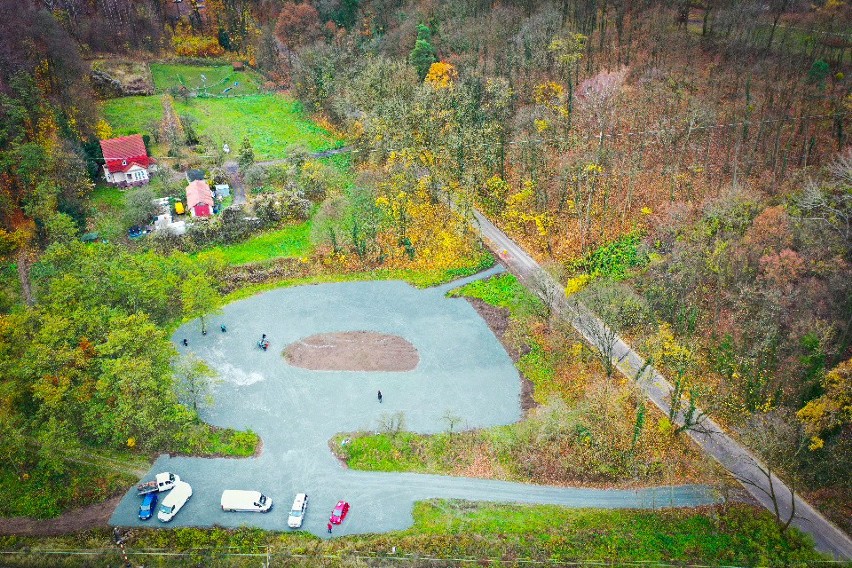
[100,134,155,187]
[186,180,215,218]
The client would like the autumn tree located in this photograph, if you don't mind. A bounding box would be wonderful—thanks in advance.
[797,357,852,449]
[275,1,322,65]
[548,32,586,132]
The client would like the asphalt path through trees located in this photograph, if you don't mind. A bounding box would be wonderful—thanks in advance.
[110,276,715,538]
[472,210,852,560]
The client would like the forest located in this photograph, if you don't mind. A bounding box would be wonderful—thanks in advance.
[0,0,850,561]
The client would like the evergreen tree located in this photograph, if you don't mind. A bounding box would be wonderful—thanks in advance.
[409,24,436,80]
[238,136,255,168]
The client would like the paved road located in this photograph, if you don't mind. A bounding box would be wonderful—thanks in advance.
[110,277,715,537]
[472,210,852,560]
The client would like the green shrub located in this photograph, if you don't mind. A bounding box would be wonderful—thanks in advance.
[574,231,648,280]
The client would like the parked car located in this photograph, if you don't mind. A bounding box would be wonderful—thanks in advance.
[137,472,180,496]
[329,500,349,524]
[157,480,192,522]
[138,493,158,521]
[220,490,272,513]
[287,493,308,528]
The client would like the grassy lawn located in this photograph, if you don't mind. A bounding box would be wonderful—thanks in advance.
[89,184,127,241]
[214,221,313,265]
[150,63,265,95]
[221,253,496,303]
[1,503,826,566]
[101,96,163,137]
[102,94,341,160]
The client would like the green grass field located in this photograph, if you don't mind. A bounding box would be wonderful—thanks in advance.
[150,63,265,95]
[214,221,313,265]
[102,94,341,160]
[3,503,825,566]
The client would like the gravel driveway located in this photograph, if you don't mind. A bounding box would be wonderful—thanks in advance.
[109,276,716,537]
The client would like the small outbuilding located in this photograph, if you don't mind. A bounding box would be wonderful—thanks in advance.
[186,180,215,218]
[214,184,231,199]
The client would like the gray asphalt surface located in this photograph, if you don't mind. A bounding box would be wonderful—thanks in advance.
[473,210,852,560]
[110,275,717,538]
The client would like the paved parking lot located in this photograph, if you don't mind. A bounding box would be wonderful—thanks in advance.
[110,274,716,537]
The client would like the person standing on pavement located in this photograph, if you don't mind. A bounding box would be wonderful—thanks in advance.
[377,390,383,403]
[327,522,333,534]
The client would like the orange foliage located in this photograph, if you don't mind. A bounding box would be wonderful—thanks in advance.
[425,62,458,89]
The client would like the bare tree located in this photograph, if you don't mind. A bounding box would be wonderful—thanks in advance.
[443,410,463,436]
[377,411,406,438]
[569,280,649,380]
[798,150,852,252]
[737,409,807,533]
[525,265,563,322]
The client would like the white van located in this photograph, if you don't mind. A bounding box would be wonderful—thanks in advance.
[287,493,308,528]
[220,490,273,513]
[157,480,192,522]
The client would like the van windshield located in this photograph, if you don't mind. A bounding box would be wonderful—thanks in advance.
[290,509,302,517]
[159,505,173,514]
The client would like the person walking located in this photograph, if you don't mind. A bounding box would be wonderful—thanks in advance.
[221,324,227,332]
[182,338,188,346]
[377,390,383,403]
[327,522,333,534]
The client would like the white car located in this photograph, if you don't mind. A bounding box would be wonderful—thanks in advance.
[157,480,192,522]
[287,493,308,528]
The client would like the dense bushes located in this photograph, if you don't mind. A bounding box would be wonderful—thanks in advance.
[0,242,257,516]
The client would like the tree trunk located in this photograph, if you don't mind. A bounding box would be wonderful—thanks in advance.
[17,251,34,307]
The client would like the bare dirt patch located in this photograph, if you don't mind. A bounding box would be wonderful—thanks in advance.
[465,298,536,413]
[0,496,120,536]
[284,331,419,372]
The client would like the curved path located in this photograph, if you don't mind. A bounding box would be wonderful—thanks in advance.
[110,278,715,538]
[473,210,852,560]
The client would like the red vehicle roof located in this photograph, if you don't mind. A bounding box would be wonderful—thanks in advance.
[100,134,153,174]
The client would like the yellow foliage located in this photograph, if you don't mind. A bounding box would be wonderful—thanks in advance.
[534,119,549,132]
[172,22,224,57]
[372,156,476,270]
[641,206,653,215]
[797,357,852,441]
[564,274,591,296]
[424,62,458,89]
[648,323,695,377]
[127,437,136,448]
[95,119,114,140]
[504,179,551,249]
[657,417,673,436]
[533,82,564,104]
